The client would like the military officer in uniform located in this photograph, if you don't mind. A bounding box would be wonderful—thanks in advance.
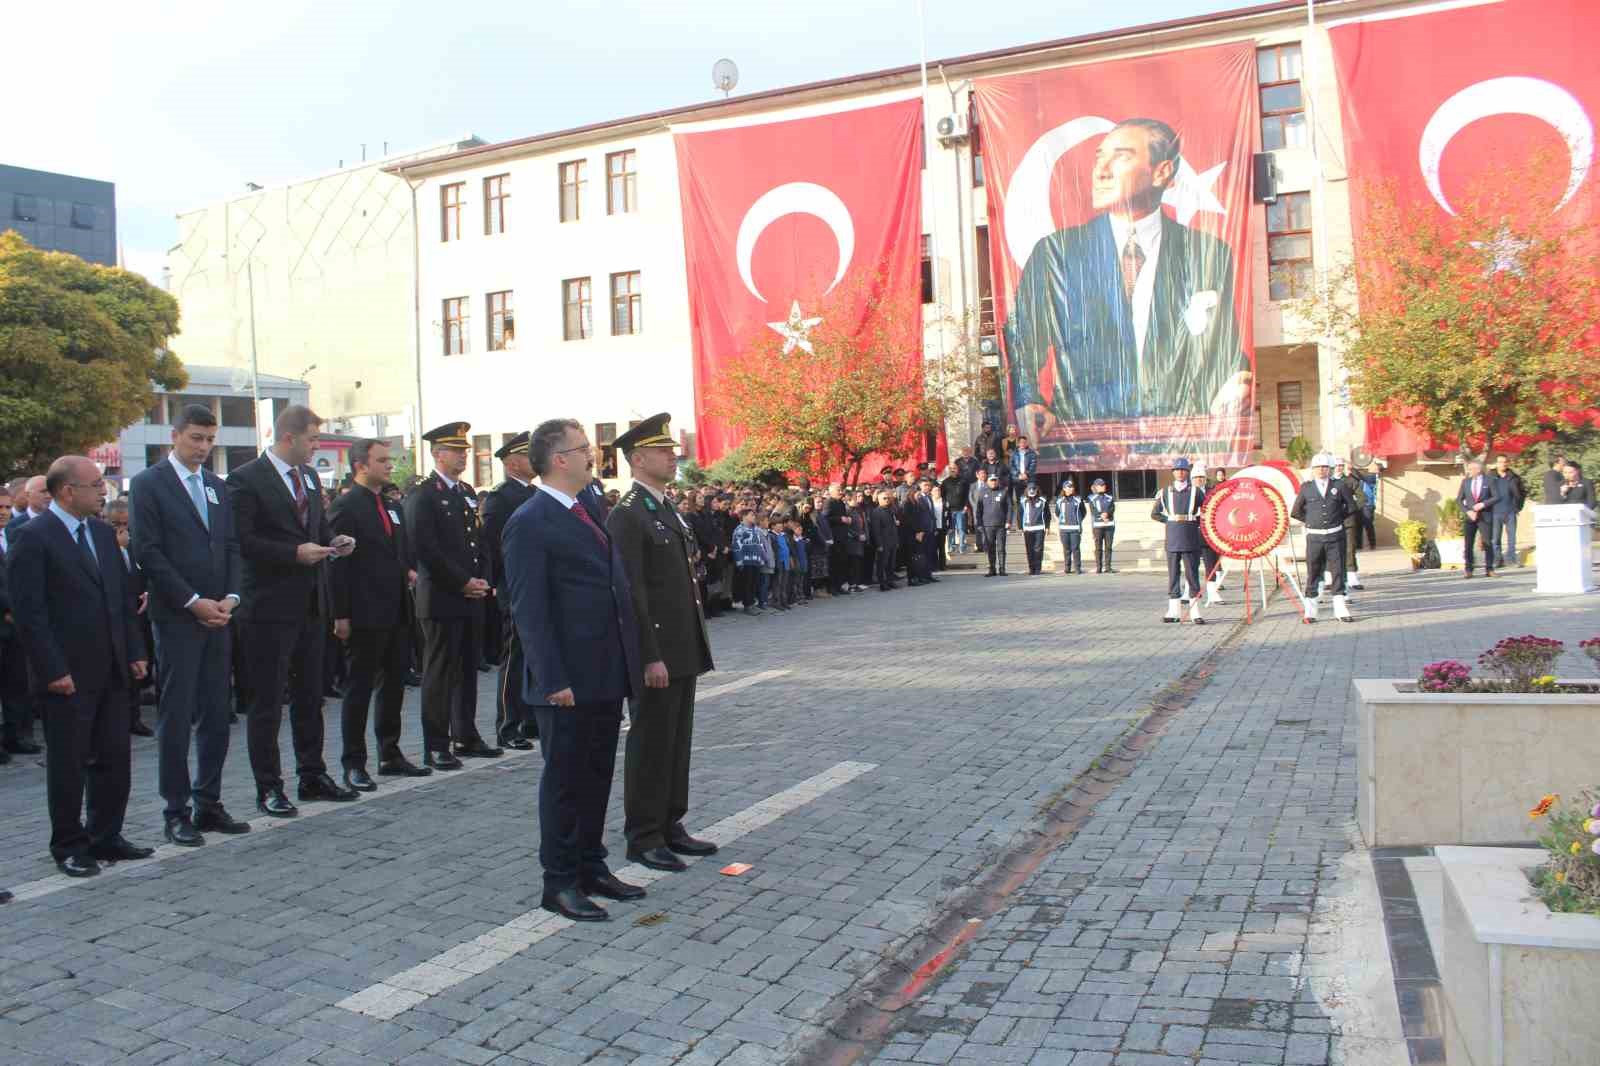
[605,414,719,873]
[1152,457,1206,624]
[481,433,538,750]
[1291,452,1356,623]
[404,422,502,769]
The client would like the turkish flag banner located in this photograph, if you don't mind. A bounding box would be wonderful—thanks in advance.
[674,98,924,466]
[1329,0,1600,455]
[974,43,1258,473]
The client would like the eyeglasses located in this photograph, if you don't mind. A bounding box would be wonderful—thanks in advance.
[68,480,106,491]
[554,445,591,457]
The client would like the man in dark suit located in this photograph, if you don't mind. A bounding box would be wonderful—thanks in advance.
[8,475,50,532]
[606,414,717,874]
[130,403,251,845]
[331,438,430,789]
[1455,459,1500,578]
[905,479,939,585]
[228,405,358,817]
[503,418,643,922]
[975,474,1011,576]
[1543,454,1569,504]
[481,432,538,750]
[9,456,152,876]
[0,483,36,761]
[404,422,501,769]
[103,499,155,738]
[1009,118,1250,430]
[867,491,899,591]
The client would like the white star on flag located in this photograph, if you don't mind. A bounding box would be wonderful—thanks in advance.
[1469,225,1532,275]
[767,300,823,354]
[1161,159,1227,226]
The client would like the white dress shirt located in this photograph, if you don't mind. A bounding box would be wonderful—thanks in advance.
[1108,209,1165,360]
[537,483,578,510]
[265,447,308,499]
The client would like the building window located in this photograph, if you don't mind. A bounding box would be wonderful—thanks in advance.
[483,175,509,235]
[472,434,493,487]
[969,96,985,188]
[70,202,97,230]
[606,150,637,214]
[11,194,38,222]
[610,271,641,335]
[920,235,934,304]
[440,182,465,242]
[595,422,619,479]
[559,159,586,222]
[563,277,592,340]
[144,444,172,468]
[144,396,167,425]
[1267,191,1314,301]
[223,445,258,473]
[219,396,256,427]
[486,290,514,351]
[443,296,468,355]
[976,225,995,335]
[1253,403,1264,450]
[1258,45,1307,151]
[1277,381,1305,448]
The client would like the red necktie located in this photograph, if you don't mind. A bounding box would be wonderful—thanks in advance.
[375,494,393,537]
[571,501,608,550]
[289,467,308,527]
[1120,234,1145,302]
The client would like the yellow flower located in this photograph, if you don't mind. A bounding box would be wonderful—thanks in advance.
[1556,871,1568,883]
[1572,841,1583,855]
[1530,793,1558,818]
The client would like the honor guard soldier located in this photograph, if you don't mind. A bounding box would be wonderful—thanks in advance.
[1192,466,1225,606]
[1087,478,1116,572]
[1152,457,1206,624]
[604,414,718,872]
[1290,452,1356,623]
[481,432,538,750]
[405,422,502,769]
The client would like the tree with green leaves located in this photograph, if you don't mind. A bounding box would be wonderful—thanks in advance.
[0,232,186,478]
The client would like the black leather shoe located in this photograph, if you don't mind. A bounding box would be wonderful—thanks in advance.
[194,805,251,834]
[378,758,433,777]
[299,773,359,802]
[626,846,688,872]
[541,887,609,921]
[89,836,155,862]
[164,815,205,847]
[56,855,100,878]
[130,719,154,738]
[581,871,646,901]
[256,790,298,817]
[667,834,719,857]
[344,767,377,792]
[4,738,41,755]
[424,750,462,771]
[0,889,12,903]
[452,741,503,759]
[499,735,534,750]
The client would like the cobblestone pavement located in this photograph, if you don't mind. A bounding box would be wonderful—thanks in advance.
[1,546,1595,1066]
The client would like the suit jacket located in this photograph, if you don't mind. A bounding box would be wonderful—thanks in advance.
[502,489,639,706]
[0,531,15,642]
[8,512,145,694]
[1456,475,1501,518]
[867,505,899,550]
[228,454,332,622]
[328,483,412,628]
[129,459,241,624]
[975,487,1011,529]
[479,477,535,592]
[1009,212,1246,421]
[904,494,937,537]
[404,473,490,621]
[1543,469,1567,505]
[606,484,713,679]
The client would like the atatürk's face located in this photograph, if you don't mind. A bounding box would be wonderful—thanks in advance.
[1091,125,1173,217]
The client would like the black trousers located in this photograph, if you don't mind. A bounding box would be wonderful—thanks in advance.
[481,602,502,667]
[151,619,232,818]
[41,678,130,861]
[1462,515,1493,573]
[1093,527,1114,570]
[1059,530,1082,572]
[0,630,32,743]
[1167,550,1201,598]
[242,617,328,792]
[1023,530,1046,573]
[874,544,896,588]
[983,527,1007,573]
[420,615,486,752]
[625,676,697,851]
[341,621,410,769]
[533,701,621,893]
[1358,507,1377,549]
[496,609,536,743]
[827,543,849,594]
[1201,544,1221,585]
[1306,535,1346,596]
[934,530,948,571]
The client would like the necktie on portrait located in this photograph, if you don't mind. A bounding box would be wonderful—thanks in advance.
[289,467,309,527]
[188,472,210,530]
[571,501,609,550]
[1120,234,1146,303]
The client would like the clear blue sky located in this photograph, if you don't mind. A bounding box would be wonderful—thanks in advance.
[5,0,1248,281]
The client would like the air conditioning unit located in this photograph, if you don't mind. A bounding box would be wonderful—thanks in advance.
[935,113,970,145]
[1415,447,1466,467]
[978,335,998,356]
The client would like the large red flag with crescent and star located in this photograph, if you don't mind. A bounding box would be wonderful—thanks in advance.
[674,98,924,466]
[973,42,1259,474]
[1329,0,1600,455]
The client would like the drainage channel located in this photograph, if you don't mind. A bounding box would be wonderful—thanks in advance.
[800,617,1252,1066]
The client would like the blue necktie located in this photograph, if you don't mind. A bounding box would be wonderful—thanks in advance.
[188,472,210,530]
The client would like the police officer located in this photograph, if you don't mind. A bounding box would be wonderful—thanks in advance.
[1054,478,1088,575]
[974,473,1010,576]
[481,432,537,750]
[1087,478,1116,573]
[404,422,502,769]
[605,414,718,873]
[1152,458,1206,624]
[1290,452,1356,623]
[1192,466,1224,606]
[1018,482,1051,575]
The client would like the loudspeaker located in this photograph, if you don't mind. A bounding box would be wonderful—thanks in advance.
[1252,153,1277,204]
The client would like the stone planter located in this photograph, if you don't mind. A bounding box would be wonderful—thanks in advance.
[1438,846,1600,1066]
[1437,536,1465,568]
[1352,679,1600,846]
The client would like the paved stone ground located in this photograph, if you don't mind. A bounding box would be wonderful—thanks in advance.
[1,541,1595,1066]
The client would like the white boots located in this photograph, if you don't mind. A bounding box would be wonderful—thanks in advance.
[1333,595,1353,622]
[1348,571,1364,590]
[1304,596,1318,623]
[1205,580,1225,606]
[1188,598,1206,625]
[1163,598,1181,623]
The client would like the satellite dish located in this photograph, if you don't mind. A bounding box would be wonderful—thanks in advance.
[713,58,739,98]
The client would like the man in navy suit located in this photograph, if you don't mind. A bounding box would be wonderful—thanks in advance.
[130,403,250,845]
[503,418,644,922]
[1,482,37,761]
[1455,459,1501,578]
[9,456,152,877]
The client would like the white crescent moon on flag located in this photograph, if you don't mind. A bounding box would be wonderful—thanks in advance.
[1418,76,1594,215]
[735,182,855,304]
[1003,116,1115,269]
